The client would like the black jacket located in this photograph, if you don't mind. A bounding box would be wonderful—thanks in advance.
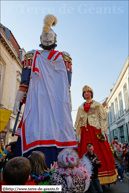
[125,150,129,161]
[84,152,101,179]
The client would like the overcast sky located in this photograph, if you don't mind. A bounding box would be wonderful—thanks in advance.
[1,0,128,124]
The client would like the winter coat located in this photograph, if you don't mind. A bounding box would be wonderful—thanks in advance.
[114,150,124,167]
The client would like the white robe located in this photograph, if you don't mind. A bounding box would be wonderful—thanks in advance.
[20,51,76,154]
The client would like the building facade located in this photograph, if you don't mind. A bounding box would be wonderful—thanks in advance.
[0,24,25,144]
[107,56,129,143]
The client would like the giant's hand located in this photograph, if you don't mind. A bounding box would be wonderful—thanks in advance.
[102,132,106,141]
[13,101,20,115]
[79,134,81,143]
[13,90,25,115]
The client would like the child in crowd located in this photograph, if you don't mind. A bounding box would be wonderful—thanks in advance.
[29,151,56,189]
[112,140,118,151]
[118,143,123,150]
[0,157,37,193]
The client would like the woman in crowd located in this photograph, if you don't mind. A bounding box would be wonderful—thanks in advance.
[114,144,124,182]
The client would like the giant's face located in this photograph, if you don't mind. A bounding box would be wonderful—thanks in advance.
[57,148,79,168]
[84,91,92,99]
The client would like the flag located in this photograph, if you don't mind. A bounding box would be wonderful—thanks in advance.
[0,109,12,132]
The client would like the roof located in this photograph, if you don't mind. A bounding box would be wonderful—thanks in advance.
[0,23,21,59]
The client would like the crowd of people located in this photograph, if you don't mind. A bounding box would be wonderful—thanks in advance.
[109,140,129,182]
[0,137,128,193]
[0,140,93,193]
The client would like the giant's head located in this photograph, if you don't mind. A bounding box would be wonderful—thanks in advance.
[40,14,57,50]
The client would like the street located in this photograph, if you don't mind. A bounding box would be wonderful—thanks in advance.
[102,175,129,193]
[86,174,129,193]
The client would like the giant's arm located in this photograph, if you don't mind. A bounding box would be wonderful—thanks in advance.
[98,104,108,134]
[62,52,72,111]
[74,108,82,138]
[13,52,33,114]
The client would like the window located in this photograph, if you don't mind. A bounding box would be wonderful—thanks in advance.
[128,78,129,109]
[0,60,5,104]
[123,85,128,110]
[120,126,125,143]
[19,51,24,61]
[0,63,2,103]
[15,71,21,97]
[0,63,2,90]
[111,130,114,141]
[111,103,115,122]
[118,92,124,116]
[115,98,118,119]
[114,128,118,137]
[108,107,112,124]
[108,113,110,126]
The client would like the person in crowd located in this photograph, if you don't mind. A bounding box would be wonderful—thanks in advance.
[114,144,124,182]
[5,145,11,154]
[74,85,117,185]
[124,141,128,148]
[0,145,11,158]
[3,157,31,185]
[0,137,5,150]
[0,144,11,180]
[125,145,129,174]
[112,140,118,151]
[83,143,103,193]
[29,151,56,189]
[0,141,17,174]
[118,143,123,150]
[122,143,127,151]
[51,148,92,193]
[0,155,6,171]
[0,157,37,193]
[5,141,17,161]
[121,143,127,172]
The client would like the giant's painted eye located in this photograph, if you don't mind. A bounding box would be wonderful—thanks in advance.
[65,157,68,163]
[70,157,75,162]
